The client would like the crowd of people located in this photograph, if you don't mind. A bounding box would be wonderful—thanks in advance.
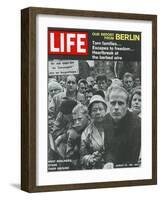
[48,71,141,170]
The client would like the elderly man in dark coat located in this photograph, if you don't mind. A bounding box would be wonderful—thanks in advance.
[103,86,141,169]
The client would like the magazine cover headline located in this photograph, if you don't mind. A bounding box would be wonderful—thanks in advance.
[48,28,141,172]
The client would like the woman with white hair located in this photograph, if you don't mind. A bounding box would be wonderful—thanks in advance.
[48,80,63,101]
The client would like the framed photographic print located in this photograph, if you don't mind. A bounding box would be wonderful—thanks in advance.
[21,7,157,192]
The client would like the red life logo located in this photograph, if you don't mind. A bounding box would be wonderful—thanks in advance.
[48,30,88,55]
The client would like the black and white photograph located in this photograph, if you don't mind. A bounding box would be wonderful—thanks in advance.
[47,28,141,171]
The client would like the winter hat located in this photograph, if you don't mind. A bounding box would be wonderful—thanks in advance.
[88,95,107,115]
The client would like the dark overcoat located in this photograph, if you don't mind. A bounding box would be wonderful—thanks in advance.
[103,111,141,167]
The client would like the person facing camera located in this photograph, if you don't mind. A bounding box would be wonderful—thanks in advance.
[123,72,134,93]
[103,86,141,169]
[80,95,107,169]
[129,87,141,117]
[66,104,90,170]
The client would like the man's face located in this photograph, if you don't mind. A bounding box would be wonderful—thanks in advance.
[123,77,134,91]
[109,90,128,122]
[91,102,106,123]
[97,80,107,91]
[87,77,95,87]
[79,82,87,94]
[72,112,88,132]
[66,76,77,93]
[134,78,141,87]
[86,92,93,104]
[60,81,65,88]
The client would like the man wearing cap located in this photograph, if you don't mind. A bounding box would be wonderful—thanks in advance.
[80,95,107,169]
[50,75,85,120]
[103,86,141,169]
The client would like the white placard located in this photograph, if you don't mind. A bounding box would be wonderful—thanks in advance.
[49,60,79,76]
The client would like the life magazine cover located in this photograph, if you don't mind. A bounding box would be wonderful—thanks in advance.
[47,28,141,171]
